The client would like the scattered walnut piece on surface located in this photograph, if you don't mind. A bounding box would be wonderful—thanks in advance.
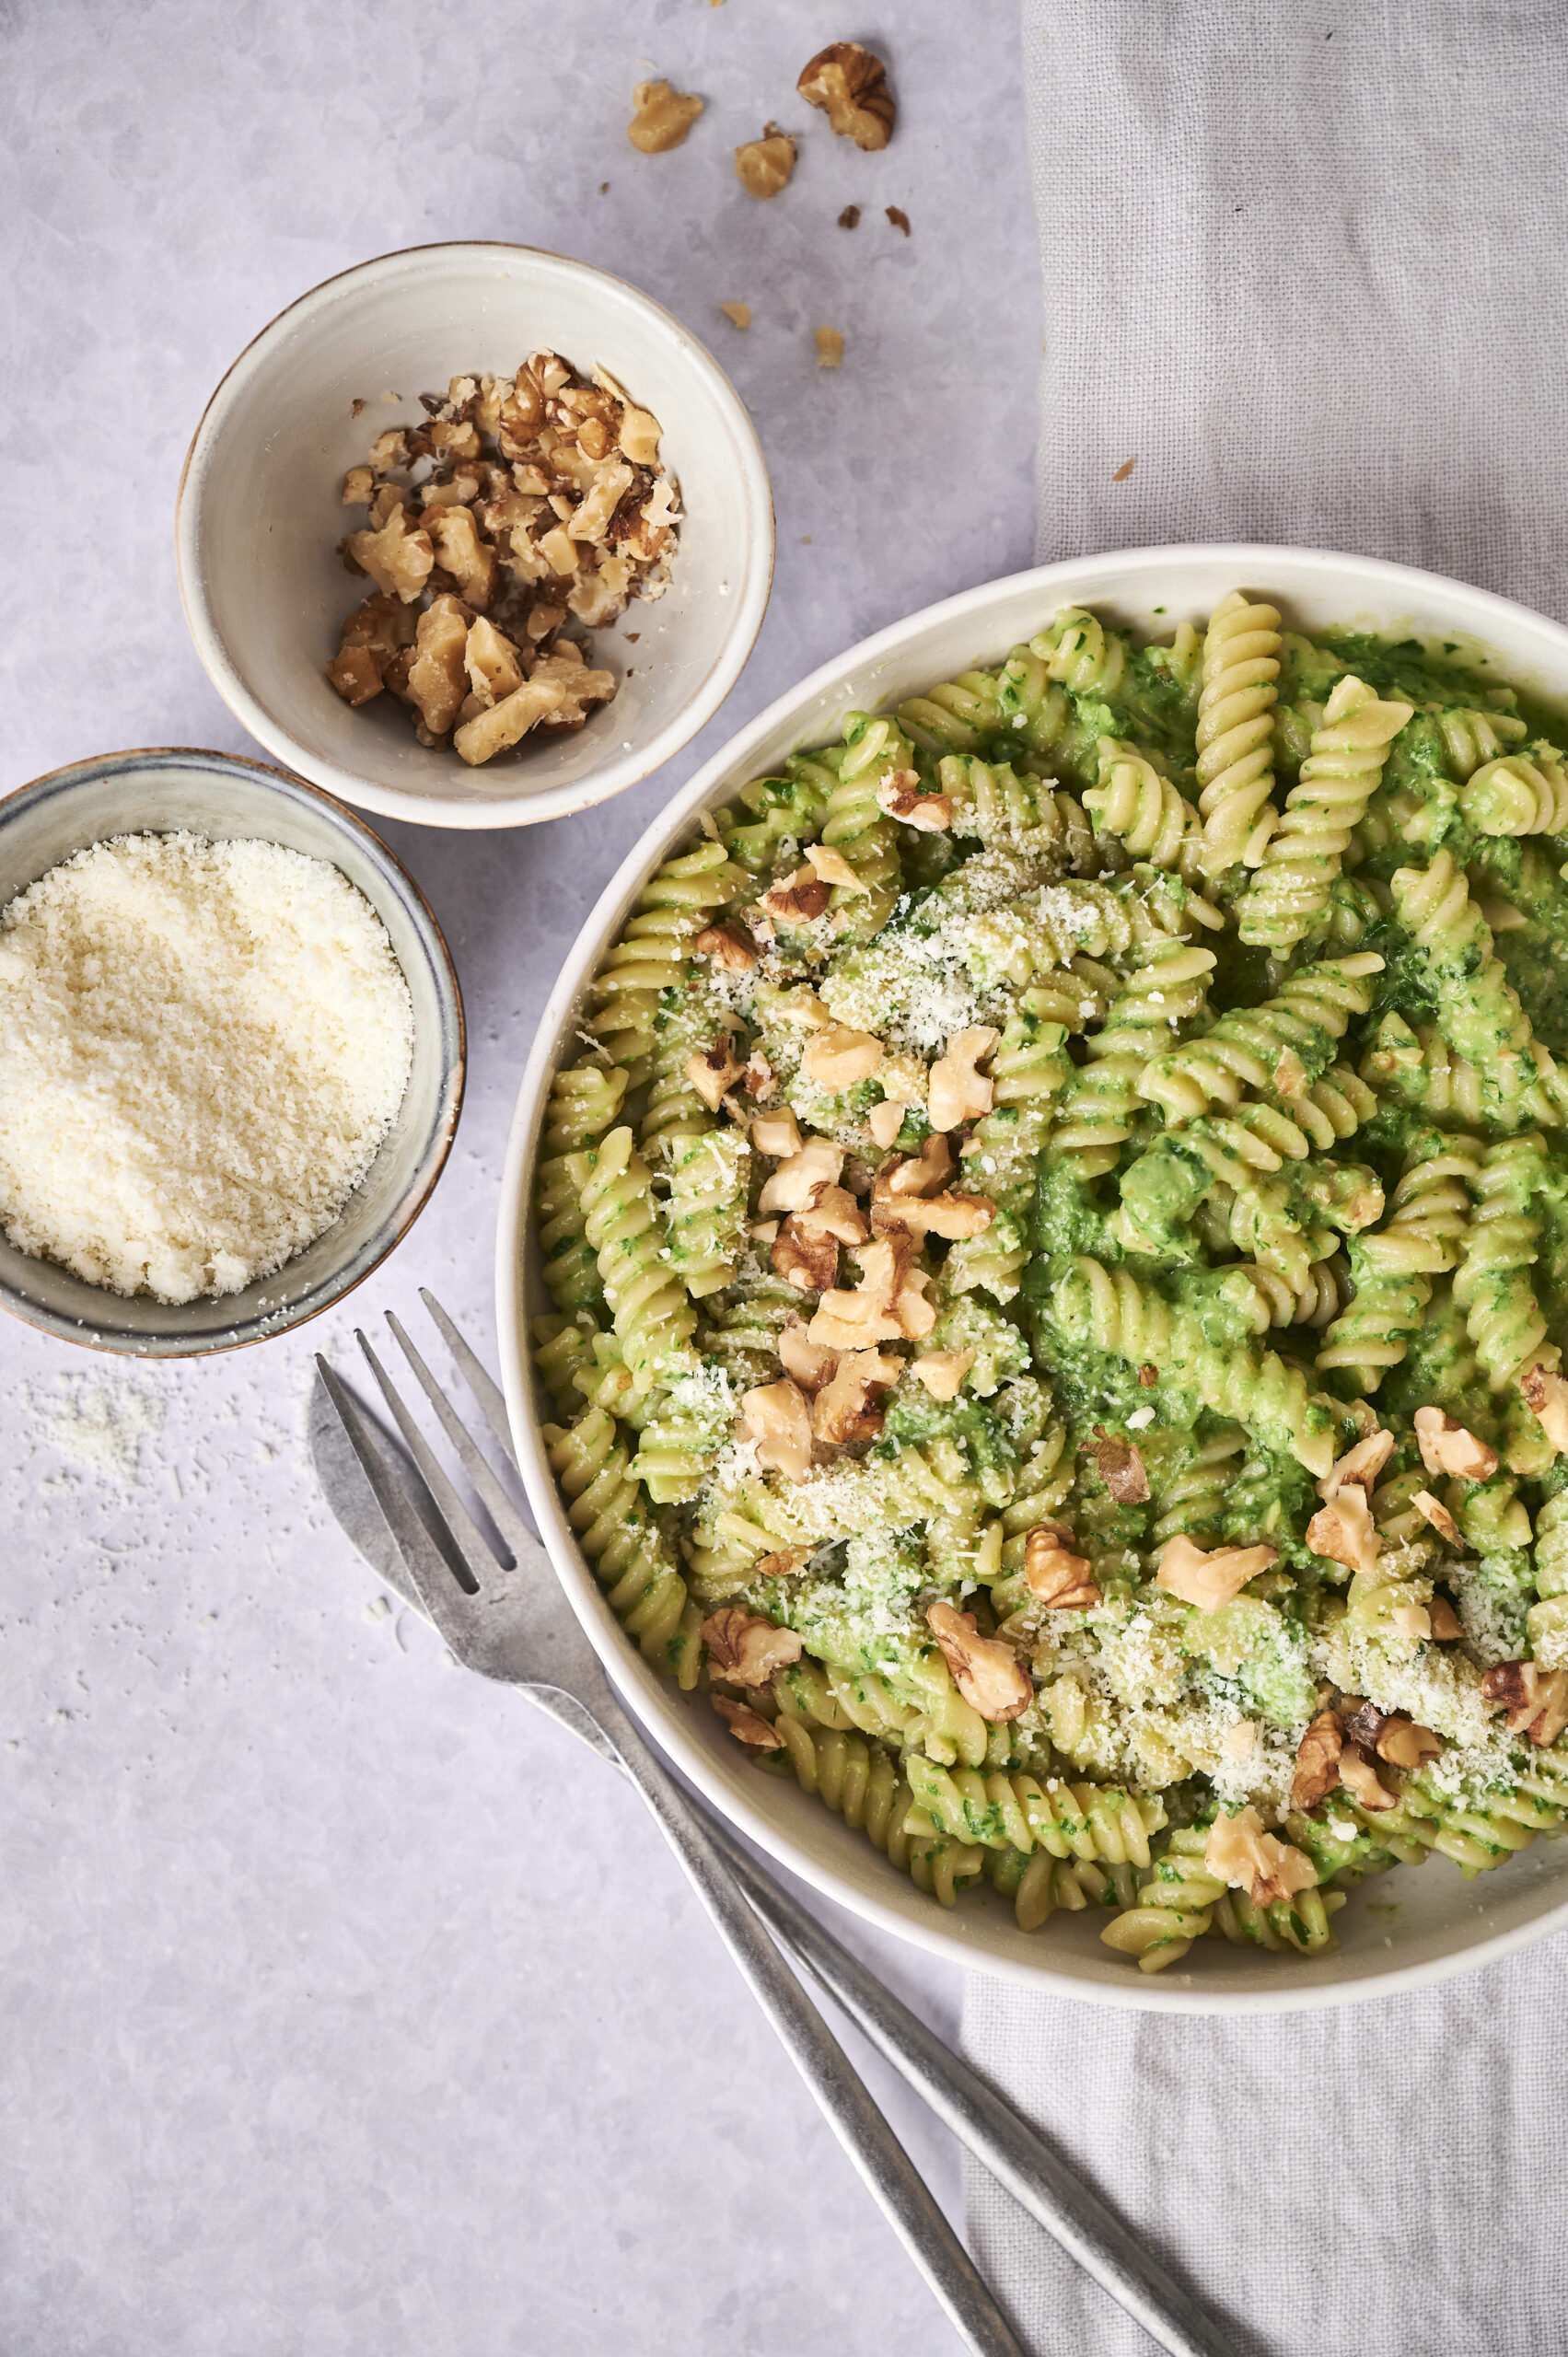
[876,768,951,830]
[802,1023,884,1090]
[1023,1526,1098,1610]
[752,1108,804,1160]
[694,922,757,972]
[797,41,895,149]
[1203,1808,1317,1907]
[1292,1710,1343,1810]
[719,301,752,330]
[761,865,833,924]
[1483,1659,1568,1747]
[1413,1406,1498,1482]
[815,325,845,370]
[685,1039,745,1111]
[926,1599,1031,1722]
[735,124,796,198]
[1412,1489,1463,1548]
[812,1346,902,1448]
[1317,1428,1395,1503]
[1156,1535,1279,1611]
[1520,1364,1568,1456]
[712,1695,784,1749]
[866,1100,907,1149]
[928,1027,998,1132]
[912,1348,975,1401]
[738,1377,815,1483]
[804,842,868,895]
[779,1313,839,1395]
[1087,1429,1150,1504]
[1307,1487,1381,1575]
[629,77,704,153]
[703,1607,803,1687]
[838,203,861,228]
[886,205,911,236]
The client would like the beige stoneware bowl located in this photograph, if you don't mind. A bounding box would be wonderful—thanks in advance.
[177,242,773,830]
[495,545,1568,2007]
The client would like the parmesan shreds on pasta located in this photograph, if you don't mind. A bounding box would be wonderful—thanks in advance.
[528,593,1568,1975]
[0,831,413,1303]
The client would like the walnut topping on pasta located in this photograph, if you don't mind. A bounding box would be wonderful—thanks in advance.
[532,596,1568,1973]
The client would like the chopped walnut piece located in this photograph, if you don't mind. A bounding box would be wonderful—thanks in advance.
[738,1377,814,1483]
[1087,1429,1151,1504]
[925,1599,1031,1722]
[1138,1363,1160,1388]
[881,1134,954,1197]
[1156,1535,1279,1611]
[772,1215,839,1294]
[742,1052,775,1101]
[795,1184,870,1247]
[326,644,384,705]
[760,1135,843,1215]
[453,674,567,765]
[1520,1364,1568,1456]
[815,326,845,370]
[1203,1808,1318,1907]
[527,644,617,732]
[1317,1428,1395,1503]
[617,404,662,466]
[779,1315,839,1395]
[694,922,758,973]
[870,1181,994,1241]
[755,1547,809,1580]
[342,464,375,505]
[1413,1406,1498,1482]
[802,1024,884,1090]
[1482,1659,1568,1747]
[1337,1745,1399,1811]
[808,1234,929,1351]
[459,616,520,707]
[928,1027,999,1132]
[1306,1486,1381,1575]
[752,1109,803,1160]
[734,125,796,199]
[685,1039,745,1111]
[1023,1526,1098,1610]
[702,1608,803,1687]
[812,1347,902,1447]
[1341,1699,1388,1753]
[1428,1594,1465,1642]
[886,205,912,237]
[712,1695,784,1750]
[719,301,752,331]
[838,203,861,229]
[761,865,832,924]
[406,595,472,737]
[912,1349,975,1401]
[426,505,495,609]
[876,769,952,830]
[1412,1490,1464,1548]
[347,505,435,603]
[1292,1710,1343,1810]
[1375,1715,1444,1772]
[629,77,704,152]
[797,41,895,149]
[866,1100,907,1150]
[804,842,869,895]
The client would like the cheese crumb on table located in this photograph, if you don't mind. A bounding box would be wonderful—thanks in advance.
[0,831,413,1303]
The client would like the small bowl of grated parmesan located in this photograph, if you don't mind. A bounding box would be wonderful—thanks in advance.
[0,748,464,1355]
[176,242,773,832]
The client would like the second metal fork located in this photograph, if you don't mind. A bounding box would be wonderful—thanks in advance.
[316,1295,1231,2357]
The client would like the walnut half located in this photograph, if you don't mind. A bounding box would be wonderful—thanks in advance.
[797,41,895,149]
[1203,1807,1317,1908]
[925,1599,1031,1723]
[1155,1535,1278,1611]
[1023,1525,1098,1611]
[702,1608,802,1687]
[1483,1659,1568,1748]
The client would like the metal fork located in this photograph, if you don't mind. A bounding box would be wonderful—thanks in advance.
[315,1295,1233,2357]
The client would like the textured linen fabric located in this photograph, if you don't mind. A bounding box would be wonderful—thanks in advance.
[962,8,1568,2351]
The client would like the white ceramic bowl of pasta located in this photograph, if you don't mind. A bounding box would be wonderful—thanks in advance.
[176,242,773,830]
[496,544,1568,2010]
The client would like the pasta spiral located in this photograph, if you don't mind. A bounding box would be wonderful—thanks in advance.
[543,1409,693,1671]
[1138,955,1384,1125]
[664,1126,750,1300]
[580,1125,698,1393]
[1237,675,1413,950]
[1461,743,1568,838]
[587,842,744,1084]
[1084,737,1205,882]
[1098,1828,1229,1972]
[1033,607,1129,702]
[1453,1133,1560,1392]
[1195,591,1283,877]
[1051,939,1216,1175]
[1317,1132,1480,1390]
[822,714,906,935]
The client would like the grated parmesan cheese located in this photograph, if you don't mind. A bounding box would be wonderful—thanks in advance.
[0,831,413,1303]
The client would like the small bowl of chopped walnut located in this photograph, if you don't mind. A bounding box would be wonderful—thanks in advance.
[177,242,773,830]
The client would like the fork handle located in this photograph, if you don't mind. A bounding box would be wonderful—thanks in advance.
[586,1685,1026,2357]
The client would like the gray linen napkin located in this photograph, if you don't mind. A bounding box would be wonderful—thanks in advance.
[964,7,1568,2351]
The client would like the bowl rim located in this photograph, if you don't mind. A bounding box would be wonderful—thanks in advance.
[0,743,466,1358]
[494,543,1568,2008]
[174,238,776,833]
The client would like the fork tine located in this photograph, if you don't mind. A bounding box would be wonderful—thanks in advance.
[418,1289,529,1491]
[355,1329,498,1586]
[313,1356,475,1658]
[384,1311,540,1562]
